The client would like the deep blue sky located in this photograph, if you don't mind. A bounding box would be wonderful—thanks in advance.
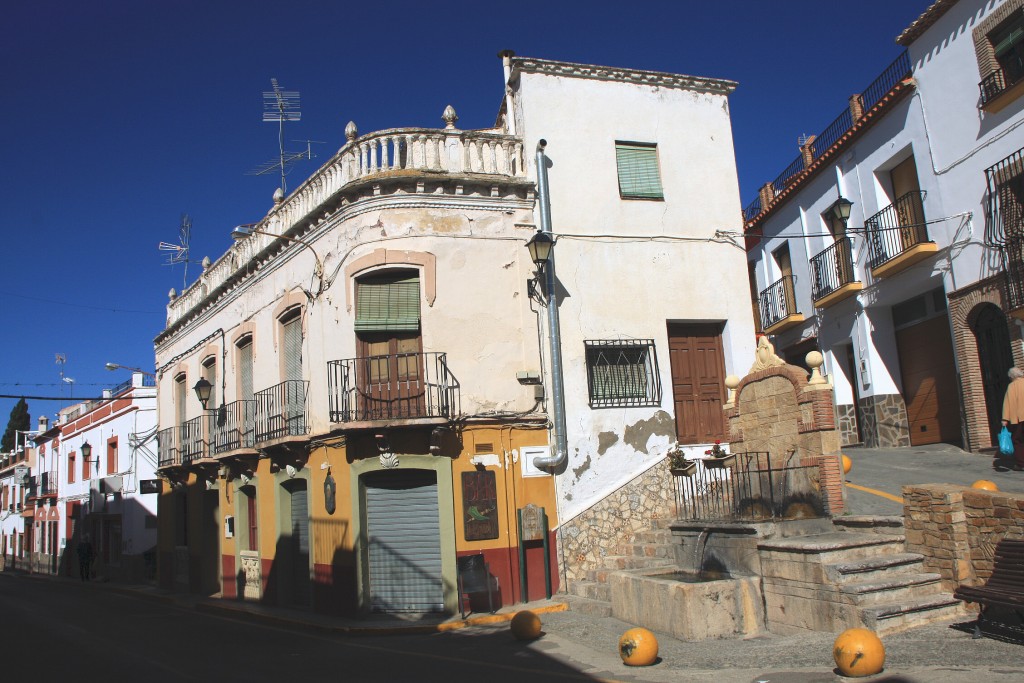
[0,0,927,426]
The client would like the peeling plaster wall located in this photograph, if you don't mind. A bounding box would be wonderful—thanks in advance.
[515,69,757,522]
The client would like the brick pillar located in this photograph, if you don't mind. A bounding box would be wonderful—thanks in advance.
[848,93,864,121]
[799,134,817,168]
[758,182,775,209]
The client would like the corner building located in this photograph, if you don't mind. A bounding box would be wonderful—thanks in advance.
[154,53,755,614]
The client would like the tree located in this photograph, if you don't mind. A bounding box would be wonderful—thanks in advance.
[1,398,30,453]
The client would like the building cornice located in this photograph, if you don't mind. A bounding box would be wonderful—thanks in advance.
[896,0,959,46]
[510,57,737,95]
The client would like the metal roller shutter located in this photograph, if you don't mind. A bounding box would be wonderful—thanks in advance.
[289,482,310,605]
[364,469,442,612]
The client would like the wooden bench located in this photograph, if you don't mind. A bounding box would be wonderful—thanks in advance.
[954,538,1024,638]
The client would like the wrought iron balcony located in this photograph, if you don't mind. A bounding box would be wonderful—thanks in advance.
[179,415,209,465]
[327,352,460,423]
[157,427,180,468]
[1006,237,1024,318]
[810,238,862,307]
[865,190,935,276]
[208,399,256,455]
[758,275,804,334]
[254,380,308,442]
[979,65,1024,110]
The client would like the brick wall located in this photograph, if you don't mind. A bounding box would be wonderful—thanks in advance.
[903,483,1024,588]
[726,362,844,514]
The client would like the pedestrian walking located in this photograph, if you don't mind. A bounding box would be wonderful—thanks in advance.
[1001,367,1024,471]
[77,535,94,581]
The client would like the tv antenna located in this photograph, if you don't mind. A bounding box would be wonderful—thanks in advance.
[258,78,301,194]
[55,353,74,402]
[158,214,195,290]
[246,139,323,186]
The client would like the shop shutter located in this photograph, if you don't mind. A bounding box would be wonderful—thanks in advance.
[364,469,442,612]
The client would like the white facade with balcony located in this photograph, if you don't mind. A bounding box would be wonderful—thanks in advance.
[745,0,1024,452]
[153,53,754,612]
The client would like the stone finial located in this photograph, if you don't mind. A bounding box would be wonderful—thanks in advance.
[748,336,785,374]
[201,256,211,271]
[273,188,285,204]
[345,120,358,142]
[442,104,458,130]
[806,350,828,386]
[168,288,177,301]
[724,374,740,408]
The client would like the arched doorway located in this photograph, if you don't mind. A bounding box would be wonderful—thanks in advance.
[974,303,1014,444]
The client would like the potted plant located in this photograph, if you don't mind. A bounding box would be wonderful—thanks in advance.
[701,440,735,469]
[666,443,696,477]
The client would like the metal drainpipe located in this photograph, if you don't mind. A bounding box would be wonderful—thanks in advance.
[532,140,567,471]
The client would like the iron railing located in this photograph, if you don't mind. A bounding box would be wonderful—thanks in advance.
[810,237,857,301]
[865,190,929,268]
[254,380,309,442]
[672,452,826,522]
[978,65,1024,108]
[984,148,1024,312]
[758,275,799,329]
[179,415,208,464]
[743,51,911,222]
[156,427,180,468]
[209,399,256,455]
[327,352,460,423]
[40,471,57,495]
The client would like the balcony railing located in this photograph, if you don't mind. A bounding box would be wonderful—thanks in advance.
[1006,237,1024,314]
[208,400,256,455]
[758,275,799,330]
[327,352,460,423]
[157,427,180,468]
[979,66,1024,108]
[254,380,308,442]
[743,51,911,222]
[179,415,208,465]
[810,238,858,301]
[40,471,57,495]
[865,190,929,269]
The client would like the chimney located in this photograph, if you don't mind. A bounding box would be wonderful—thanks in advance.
[38,415,49,431]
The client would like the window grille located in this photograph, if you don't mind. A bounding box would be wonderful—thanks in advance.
[585,340,661,408]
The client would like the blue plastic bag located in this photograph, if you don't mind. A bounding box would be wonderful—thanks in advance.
[999,425,1014,456]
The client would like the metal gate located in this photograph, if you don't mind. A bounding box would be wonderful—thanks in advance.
[364,469,442,612]
[288,481,310,606]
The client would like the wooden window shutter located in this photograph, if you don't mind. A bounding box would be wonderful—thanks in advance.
[615,143,664,199]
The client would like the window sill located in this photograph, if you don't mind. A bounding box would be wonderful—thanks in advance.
[619,195,665,202]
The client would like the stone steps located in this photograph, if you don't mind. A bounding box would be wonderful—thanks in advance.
[860,594,966,636]
[559,592,613,617]
[567,578,610,601]
[825,552,926,582]
[760,531,962,635]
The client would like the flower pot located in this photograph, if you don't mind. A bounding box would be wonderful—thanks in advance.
[701,453,735,469]
[669,461,696,477]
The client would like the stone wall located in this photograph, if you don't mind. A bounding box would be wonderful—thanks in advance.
[724,343,844,515]
[858,394,911,448]
[903,483,1024,588]
[557,462,675,584]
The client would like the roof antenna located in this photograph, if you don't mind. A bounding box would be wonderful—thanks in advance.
[158,214,195,290]
[249,78,302,195]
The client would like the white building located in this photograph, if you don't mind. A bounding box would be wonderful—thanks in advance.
[154,53,754,613]
[0,423,37,570]
[27,372,159,579]
[745,0,1024,453]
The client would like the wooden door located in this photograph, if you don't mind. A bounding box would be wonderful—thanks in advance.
[357,333,424,419]
[668,324,726,444]
[773,244,796,315]
[895,314,961,446]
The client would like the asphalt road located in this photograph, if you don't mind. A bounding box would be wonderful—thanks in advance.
[841,443,1024,516]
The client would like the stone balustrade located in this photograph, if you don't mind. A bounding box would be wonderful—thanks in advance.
[164,119,526,329]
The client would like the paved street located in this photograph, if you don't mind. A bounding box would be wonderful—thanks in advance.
[841,443,1024,516]
[3,444,1022,683]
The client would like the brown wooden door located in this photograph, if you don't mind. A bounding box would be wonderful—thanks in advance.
[357,333,424,419]
[668,324,726,444]
[895,314,961,446]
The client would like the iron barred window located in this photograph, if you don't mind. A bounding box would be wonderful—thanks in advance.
[584,340,661,408]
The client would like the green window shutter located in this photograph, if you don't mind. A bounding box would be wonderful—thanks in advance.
[355,275,421,331]
[615,143,664,199]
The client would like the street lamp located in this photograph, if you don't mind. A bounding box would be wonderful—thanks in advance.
[827,196,854,226]
[81,441,92,462]
[525,230,554,271]
[105,362,155,378]
[193,377,213,410]
[230,224,324,279]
